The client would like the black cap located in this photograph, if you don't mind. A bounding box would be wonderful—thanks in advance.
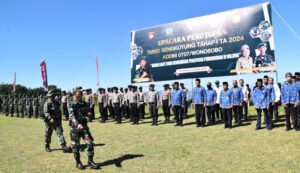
[174,82,179,85]
[223,82,228,85]
[257,79,263,83]
[295,72,300,75]
[163,84,168,87]
[215,80,220,84]
[180,83,184,86]
[149,84,155,88]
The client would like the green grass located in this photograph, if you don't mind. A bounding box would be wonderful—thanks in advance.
[0,106,299,173]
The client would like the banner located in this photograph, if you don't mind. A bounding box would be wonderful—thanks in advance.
[40,60,48,91]
[95,56,99,87]
[130,2,275,83]
[13,72,16,92]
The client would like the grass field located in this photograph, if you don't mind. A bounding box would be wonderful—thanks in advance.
[0,106,299,173]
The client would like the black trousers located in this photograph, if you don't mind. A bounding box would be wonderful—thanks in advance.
[206,105,215,123]
[108,101,115,118]
[130,103,139,124]
[242,101,248,120]
[120,104,125,118]
[268,103,274,124]
[139,103,145,119]
[256,108,271,130]
[173,105,183,125]
[162,100,170,120]
[195,104,205,126]
[99,103,107,123]
[149,102,158,124]
[90,105,95,120]
[62,103,68,120]
[125,104,130,119]
[233,105,242,123]
[182,101,188,117]
[284,103,297,129]
[215,104,223,120]
[113,103,121,123]
[273,102,279,120]
[222,108,232,128]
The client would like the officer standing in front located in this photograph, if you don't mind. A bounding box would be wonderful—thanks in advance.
[138,87,146,119]
[219,82,233,129]
[192,79,207,127]
[161,84,171,122]
[147,84,160,126]
[128,86,140,125]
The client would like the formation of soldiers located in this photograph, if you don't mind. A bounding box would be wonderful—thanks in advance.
[0,72,300,169]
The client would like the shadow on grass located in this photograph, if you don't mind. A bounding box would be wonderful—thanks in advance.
[231,122,251,128]
[96,154,144,168]
[52,143,105,152]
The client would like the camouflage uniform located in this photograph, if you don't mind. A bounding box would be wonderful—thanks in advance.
[0,96,2,113]
[39,95,46,118]
[8,96,14,117]
[44,98,67,148]
[25,96,33,118]
[3,97,9,116]
[18,96,24,118]
[33,96,39,118]
[68,99,94,160]
[13,97,19,117]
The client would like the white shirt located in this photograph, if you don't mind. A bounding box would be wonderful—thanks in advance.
[214,86,222,104]
[241,85,249,101]
[273,83,281,102]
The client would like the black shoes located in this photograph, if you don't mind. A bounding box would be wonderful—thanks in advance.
[62,145,71,153]
[45,145,51,152]
[88,156,100,169]
[76,161,84,170]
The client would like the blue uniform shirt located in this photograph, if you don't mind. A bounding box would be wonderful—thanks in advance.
[230,87,243,105]
[171,89,185,106]
[219,89,233,108]
[206,89,217,106]
[264,84,275,103]
[193,86,207,104]
[281,82,299,104]
[253,86,269,109]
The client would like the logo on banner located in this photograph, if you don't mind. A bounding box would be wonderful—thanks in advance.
[148,32,155,40]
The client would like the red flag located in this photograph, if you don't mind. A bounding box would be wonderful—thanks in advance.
[13,72,16,92]
[95,56,99,87]
[40,60,48,91]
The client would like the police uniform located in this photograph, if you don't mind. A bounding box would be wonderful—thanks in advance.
[112,88,122,124]
[253,84,271,130]
[193,85,207,127]
[107,88,115,119]
[147,84,160,125]
[85,89,95,122]
[98,88,108,123]
[139,88,146,119]
[161,84,171,122]
[128,87,140,124]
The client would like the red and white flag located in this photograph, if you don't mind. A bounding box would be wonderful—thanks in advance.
[95,56,99,87]
[40,60,48,91]
[13,72,16,92]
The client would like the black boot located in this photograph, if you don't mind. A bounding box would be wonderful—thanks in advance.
[76,158,84,170]
[45,145,51,152]
[62,144,71,153]
[88,156,99,169]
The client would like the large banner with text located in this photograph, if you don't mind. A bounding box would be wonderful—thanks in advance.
[130,2,275,83]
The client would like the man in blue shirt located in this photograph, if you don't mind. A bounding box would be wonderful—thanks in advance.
[253,79,271,130]
[220,82,233,129]
[192,78,207,127]
[294,72,300,129]
[281,73,299,131]
[263,76,275,126]
[171,82,185,126]
[206,82,217,125]
[231,80,243,125]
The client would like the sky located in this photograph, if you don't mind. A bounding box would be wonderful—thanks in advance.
[0,0,300,92]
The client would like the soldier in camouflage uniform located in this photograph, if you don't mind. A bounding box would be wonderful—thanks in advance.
[18,95,24,118]
[0,96,2,113]
[68,88,99,170]
[44,90,69,153]
[8,95,14,117]
[33,95,39,118]
[25,95,33,118]
[13,95,19,117]
[39,94,46,119]
[3,96,9,116]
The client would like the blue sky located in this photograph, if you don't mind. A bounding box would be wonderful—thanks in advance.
[0,0,299,92]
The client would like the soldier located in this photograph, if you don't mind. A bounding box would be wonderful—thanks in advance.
[220,82,233,129]
[8,95,14,117]
[25,94,33,118]
[147,84,160,126]
[98,88,108,123]
[138,87,146,119]
[32,95,39,118]
[0,96,2,113]
[112,87,122,124]
[3,96,9,116]
[253,42,275,72]
[68,88,99,170]
[13,95,19,117]
[18,95,24,118]
[61,91,69,121]
[128,86,140,125]
[192,79,207,127]
[206,82,217,125]
[44,90,70,153]
[253,79,271,130]
[281,73,299,131]
[39,94,46,119]
[231,80,243,125]
[161,84,171,122]
[180,83,189,118]
[171,82,185,126]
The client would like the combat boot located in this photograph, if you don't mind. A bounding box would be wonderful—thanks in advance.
[45,145,51,152]
[62,144,71,153]
[76,158,84,170]
[88,156,99,169]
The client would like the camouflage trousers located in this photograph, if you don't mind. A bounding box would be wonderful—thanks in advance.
[33,106,39,118]
[70,128,94,159]
[26,106,33,117]
[45,122,66,146]
[9,105,14,116]
[19,106,24,117]
[14,105,19,117]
